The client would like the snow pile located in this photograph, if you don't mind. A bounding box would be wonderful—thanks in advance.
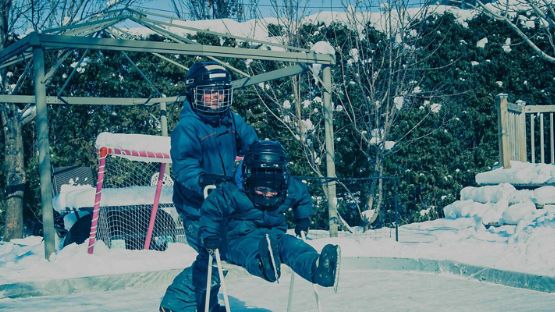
[0,236,43,264]
[444,182,555,225]
[52,185,174,212]
[445,161,555,224]
[475,161,555,185]
[52,185,175,231]
[0,238,195,284]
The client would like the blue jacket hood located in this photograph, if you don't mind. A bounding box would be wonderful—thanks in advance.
[179,99,196,119]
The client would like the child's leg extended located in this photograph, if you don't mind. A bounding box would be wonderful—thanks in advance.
[278,234,319,282]
[226,231,281,282]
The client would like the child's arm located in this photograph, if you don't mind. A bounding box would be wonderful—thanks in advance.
[292,178,313,220]
[290,178,314,236]
[199,184,235,249]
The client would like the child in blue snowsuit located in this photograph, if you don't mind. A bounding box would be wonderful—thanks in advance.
[199,140,340,309]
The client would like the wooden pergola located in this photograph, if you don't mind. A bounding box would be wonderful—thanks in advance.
[0,8,338,259]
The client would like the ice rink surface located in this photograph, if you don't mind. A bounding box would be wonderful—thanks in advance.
[2,268,554,312]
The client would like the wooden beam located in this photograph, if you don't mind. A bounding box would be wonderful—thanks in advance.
[232,64,307,89]
[0,95,184,105]
[33,34,335,65]
[0,34,34,64]
[524,105,555,113]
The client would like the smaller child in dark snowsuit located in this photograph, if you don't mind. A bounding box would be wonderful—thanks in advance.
[198,140,339,308]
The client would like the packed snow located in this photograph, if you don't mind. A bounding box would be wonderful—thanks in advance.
[1,163,554,288]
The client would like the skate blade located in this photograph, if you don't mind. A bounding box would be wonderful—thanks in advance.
[266,234,280,284]
[333,246,341,293]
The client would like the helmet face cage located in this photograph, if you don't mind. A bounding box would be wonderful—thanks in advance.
[244,167,288,209]
[185,62,233,117]
[242,141,289,210]
[192,83,233,114]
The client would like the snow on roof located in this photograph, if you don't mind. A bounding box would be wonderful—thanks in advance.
[95,132,171,163]
[126,6,478,45]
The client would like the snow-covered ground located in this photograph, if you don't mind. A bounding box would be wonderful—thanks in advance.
[2,266,555,312]
[1,162,554,310]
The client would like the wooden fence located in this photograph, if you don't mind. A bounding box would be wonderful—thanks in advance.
[497,94,555,168]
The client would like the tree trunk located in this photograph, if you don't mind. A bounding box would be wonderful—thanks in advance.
[363,154,384,231]
[1,104,26,241]
[1,0,26,241]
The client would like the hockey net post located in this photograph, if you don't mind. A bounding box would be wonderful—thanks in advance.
[87,133,180,254]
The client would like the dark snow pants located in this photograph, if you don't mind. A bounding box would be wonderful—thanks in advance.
[226,228,319,283]
[160,218,221,312]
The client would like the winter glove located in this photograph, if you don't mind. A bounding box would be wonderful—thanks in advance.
[199,173,233,188]
[203,235,221,251]
[295,218,310,237]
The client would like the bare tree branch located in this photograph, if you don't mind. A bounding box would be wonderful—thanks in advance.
[475,0,555,63]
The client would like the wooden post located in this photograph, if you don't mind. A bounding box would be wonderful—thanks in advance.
[540,113,545,163]
[512,112,519,160]
[160,101,168,137]
[516,100,527,161]
[33,46,56,259]
[531,114,536,163]
[322,65,338,237]
[496,94,511,168]
[551,113,554,164]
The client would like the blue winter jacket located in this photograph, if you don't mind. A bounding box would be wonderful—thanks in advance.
[170,100,258,219]
[199,177,313,242]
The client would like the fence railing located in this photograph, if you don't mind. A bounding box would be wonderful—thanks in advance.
[497,94,555,168]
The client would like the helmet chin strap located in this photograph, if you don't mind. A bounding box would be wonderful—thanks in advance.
[194,109,226,126]
[251,191,287,210]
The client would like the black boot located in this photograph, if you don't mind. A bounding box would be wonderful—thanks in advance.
[257,234,281,282]
[313,244,339,287]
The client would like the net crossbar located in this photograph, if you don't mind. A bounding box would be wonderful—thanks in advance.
[87,132,183,254]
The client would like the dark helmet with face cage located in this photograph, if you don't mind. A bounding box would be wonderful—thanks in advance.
[242,140,289,209]
[185,61,233,122]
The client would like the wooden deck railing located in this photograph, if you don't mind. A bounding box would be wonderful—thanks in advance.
[497,94,555,168]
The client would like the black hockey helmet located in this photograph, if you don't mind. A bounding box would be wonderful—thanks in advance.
[185,61,233,122]
[242,140,289,209]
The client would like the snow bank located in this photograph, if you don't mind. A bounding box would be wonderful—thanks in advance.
[476,161,555,185]
[445,162,555,225]
[0,239,195,284]
[52,185,174,212]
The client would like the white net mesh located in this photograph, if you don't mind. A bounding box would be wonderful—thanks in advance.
[95,156,185,250]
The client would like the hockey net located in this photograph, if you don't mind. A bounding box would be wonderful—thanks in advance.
[87,132,185,254]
